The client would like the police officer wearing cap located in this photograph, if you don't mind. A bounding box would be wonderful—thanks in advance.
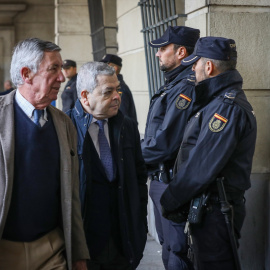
[61,59,78,112]
[141,26,200,270]
[160,37,257,270]
[100,54,137,123]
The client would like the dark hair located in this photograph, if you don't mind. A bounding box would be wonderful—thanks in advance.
[173,44,194,56]
[201,57,237,73]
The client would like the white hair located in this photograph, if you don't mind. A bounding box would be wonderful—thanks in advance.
[76,61,115,98]
[10,38,61,87]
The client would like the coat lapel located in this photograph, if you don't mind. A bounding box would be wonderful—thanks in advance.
[109,112,124,171]
[48,105,72,210]
[0,91,15,236]
[47,106,72,267]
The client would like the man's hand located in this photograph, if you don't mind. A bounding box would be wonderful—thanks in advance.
[161,205,189,224]
[72,260,87,270]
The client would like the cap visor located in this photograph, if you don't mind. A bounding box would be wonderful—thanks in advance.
[149,38,170,48]
[181,55,200,66]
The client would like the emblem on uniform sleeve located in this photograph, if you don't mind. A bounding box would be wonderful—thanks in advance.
[175,94,192,110]
[209,113,228,132]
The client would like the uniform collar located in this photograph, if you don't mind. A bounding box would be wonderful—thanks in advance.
[117,74,123,82]
[194,69,243,103]
[164,64,188,84]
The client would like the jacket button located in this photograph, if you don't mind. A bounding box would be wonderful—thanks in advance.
[84,124,86,126]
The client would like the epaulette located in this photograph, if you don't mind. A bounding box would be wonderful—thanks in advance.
[223,89,237,104]
[187,74,196,84]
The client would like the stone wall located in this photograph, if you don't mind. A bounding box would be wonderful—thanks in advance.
[55,0,92,109]
[117,0,149,133]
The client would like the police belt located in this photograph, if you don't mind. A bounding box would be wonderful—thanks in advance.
[208,191,245,204]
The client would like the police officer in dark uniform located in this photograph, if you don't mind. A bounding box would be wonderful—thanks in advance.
[100,54,137,123]
[141,26,200,270]
[160,37,257,270]
[61,59,77,112]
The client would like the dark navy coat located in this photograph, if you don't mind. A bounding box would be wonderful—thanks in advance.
[61,74,77,112]
[118,74,137,123]
[141,65,196,172]
[66,100,148,268]
[161,69,257,211]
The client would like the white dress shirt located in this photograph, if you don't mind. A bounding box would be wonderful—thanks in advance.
[15,90,48,127]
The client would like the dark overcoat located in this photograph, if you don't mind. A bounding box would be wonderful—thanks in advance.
[67,100,148,268]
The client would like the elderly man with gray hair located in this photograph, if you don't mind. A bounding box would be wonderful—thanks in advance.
[66,61,148,270]
[0,37,89,270]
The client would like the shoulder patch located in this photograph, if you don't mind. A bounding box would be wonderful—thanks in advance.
[175,94,192,110]
[209,113,228,132]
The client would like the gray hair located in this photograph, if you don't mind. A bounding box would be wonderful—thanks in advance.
[200,57,237,73]
[10,38,61,87]
[76,61,115,98]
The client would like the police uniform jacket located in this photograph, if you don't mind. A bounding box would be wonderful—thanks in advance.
[66,100,148,268]
[160,69,257,211]
[61,74,77,112]
[141,65,196,173]
[117,74,137,123]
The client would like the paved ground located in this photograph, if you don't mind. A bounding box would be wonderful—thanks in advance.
[137,234,164,270]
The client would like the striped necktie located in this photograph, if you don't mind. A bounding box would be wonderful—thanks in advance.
[96,120,114,181]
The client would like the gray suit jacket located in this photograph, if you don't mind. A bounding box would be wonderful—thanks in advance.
[0,91,89,269]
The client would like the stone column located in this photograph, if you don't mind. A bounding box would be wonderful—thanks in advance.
[185,1,270,269]
[55,0,92,109]
[0,4,26,89]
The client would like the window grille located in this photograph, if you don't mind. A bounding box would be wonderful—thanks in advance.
[138,0,186,98]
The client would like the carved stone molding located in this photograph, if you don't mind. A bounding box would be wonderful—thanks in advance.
[0,4,27,25]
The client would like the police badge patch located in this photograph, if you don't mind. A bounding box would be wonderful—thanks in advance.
[175,94,192,110]
[209,113,228,132]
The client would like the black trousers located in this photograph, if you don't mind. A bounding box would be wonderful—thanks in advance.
[87,237,133,270]
[149,180,194,270]
[190,198,245,270]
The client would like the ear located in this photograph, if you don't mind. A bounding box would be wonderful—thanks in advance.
[205,60,214,76]
[80,90,90,105]
[21,67,33,84]
[177,46,187,60]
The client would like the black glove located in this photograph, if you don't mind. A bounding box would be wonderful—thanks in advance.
[161,204,189,224]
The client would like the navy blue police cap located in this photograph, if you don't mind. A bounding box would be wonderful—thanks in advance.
[149,26,200,48]
[100,54,122,67]
[181,37,237,66]
[63,59,76,69]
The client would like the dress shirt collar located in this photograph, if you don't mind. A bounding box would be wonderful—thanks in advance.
[15,89,48,121]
